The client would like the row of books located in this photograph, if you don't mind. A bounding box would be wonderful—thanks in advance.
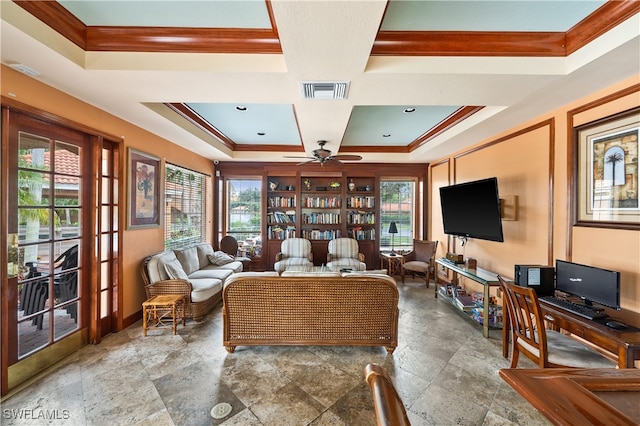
[302,212,340,224]
[346,210,375,224]
[346,196,375,208]
[348,227,376,240]
[267,210,296,224]
[268,225,296,240]
[301,229,342,240]
[268,196,296,208]
[302,196,341,208]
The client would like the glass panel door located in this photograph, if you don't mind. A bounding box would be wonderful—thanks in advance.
[15,133,84,358]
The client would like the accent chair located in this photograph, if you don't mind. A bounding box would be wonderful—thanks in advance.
[326,237,366,271]
[273,237,313,273]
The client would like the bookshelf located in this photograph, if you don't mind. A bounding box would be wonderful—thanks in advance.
[266,176,297,241]
[264,172,379,268]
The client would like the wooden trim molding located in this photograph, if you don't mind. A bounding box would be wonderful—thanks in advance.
[14,0,282,54]
[166,103,236,150]
[16,0,638,57]
[85,27,281,54]
[373,31,567,57]
[373,2,640,57]
[565,1,640,55]
[410,106,484,151]
[13,0,86,49]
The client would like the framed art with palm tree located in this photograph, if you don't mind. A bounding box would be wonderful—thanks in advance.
[573,106,639,229]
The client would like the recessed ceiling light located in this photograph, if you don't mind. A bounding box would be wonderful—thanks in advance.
[383,134,391,137]
[404,108,416,113]
[257,132,265,136]
[235,106,247,111]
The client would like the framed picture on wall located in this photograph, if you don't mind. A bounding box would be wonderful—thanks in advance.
[127,148,162,229]
[573,106,639,229]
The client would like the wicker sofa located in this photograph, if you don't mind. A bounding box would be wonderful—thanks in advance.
[141,242,243,321]
[222,272,399,353]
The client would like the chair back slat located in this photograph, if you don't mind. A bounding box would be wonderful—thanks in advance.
[499,276,549,367]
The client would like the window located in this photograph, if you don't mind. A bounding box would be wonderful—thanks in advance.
[226,179,262,253]
[380,179,415,252]
[164,164,205,250]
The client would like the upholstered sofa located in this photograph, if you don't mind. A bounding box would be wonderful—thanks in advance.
[141,242,243,321]
[222,272,399,353]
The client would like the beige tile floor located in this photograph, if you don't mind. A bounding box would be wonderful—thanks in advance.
[1,276,549,426]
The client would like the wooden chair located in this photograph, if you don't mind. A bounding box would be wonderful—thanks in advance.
[220,235,251,269]
[498,276,615,368]
[364,364,411,426]
[401,240,438,287]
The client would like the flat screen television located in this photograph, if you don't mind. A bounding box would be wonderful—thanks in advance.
[555,260,620,310]
[439,177,504,242]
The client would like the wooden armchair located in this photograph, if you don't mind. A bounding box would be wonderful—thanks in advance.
[401,240,438,287]
[498,276,614,368]
[364,364,411,426]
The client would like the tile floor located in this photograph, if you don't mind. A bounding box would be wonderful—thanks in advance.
[1,276,549,425]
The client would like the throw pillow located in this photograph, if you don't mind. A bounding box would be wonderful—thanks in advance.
[208,251,235,266]
[164,258,189,280]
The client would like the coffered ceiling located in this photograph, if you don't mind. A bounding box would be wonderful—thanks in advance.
[2,1,639,163]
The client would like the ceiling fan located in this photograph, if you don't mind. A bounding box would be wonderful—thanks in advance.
[285,140,362,165]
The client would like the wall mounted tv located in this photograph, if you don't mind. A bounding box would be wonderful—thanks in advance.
[439,177,504,242]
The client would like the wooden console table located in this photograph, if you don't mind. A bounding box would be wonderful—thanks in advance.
[501,298,640,368]
[499,368,640,425]
[435,258,501,338]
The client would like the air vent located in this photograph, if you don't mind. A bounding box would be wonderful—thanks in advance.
[300,81,349,99]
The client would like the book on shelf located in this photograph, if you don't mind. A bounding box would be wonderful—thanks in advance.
[268,210,296,224]
[346,196,375,208]
[454,295,476,311]
[348,226,375,240]
[268,196,296,208]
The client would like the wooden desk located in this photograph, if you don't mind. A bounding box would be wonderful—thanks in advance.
[502,299,640,368]
[499,368,640,425]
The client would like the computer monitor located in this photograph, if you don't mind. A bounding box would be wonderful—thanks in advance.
[555,260,620,310]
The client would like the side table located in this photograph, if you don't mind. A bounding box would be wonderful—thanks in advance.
[380,252,404,277]
[142,294,186,336]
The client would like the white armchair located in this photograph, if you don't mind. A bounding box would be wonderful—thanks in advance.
[326,238,366,271]
[273,238,313,273]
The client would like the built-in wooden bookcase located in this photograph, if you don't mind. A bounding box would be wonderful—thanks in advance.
[345,176,376,241]
[265,172,380,268]
[215,162,427,271]
[266,175,297,241]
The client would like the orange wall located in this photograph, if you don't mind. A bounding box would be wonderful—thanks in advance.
[2,65,215,319]
[429,76,640,313]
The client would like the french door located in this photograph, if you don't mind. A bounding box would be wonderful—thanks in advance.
[1,106,122,395]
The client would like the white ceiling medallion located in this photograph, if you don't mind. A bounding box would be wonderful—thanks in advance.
[300,81,350,100]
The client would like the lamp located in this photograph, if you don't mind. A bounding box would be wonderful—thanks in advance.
[388,222,398,255]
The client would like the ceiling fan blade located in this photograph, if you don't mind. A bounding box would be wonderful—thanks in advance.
[296,159,318,166]
[284,156,315,159]
[318,157,342,165]
[330,154,362,161]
